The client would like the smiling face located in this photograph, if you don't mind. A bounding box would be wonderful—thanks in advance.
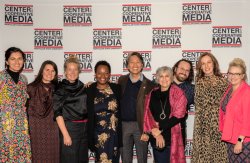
[174,61,191,83]
[42,64,56,83]
[5,52,24,72]
[95,65,110,89]
[227,66,244,87]
[127,55,143,76]
[65,62,79,83]
[158,71,172,91]
[201,55,214,76]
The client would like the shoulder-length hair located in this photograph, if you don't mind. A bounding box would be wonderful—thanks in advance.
[31,60,58,86]
[196,52,222,79]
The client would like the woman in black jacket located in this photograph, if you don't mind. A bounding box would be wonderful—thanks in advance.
[86,60,122,163]
[53,56,88,163]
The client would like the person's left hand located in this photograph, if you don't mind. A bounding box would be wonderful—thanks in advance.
[234,142,243,154]
[151,128,161,138]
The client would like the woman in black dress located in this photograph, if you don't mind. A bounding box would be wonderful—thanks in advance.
[86,60,122,163]
[53,56,88,163]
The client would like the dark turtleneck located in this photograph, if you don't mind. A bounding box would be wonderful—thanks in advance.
[6,69,20,84]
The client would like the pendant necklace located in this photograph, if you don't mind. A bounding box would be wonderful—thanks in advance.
[159,98,167,120]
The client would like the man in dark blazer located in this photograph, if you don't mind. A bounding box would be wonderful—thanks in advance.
[118,52,155,163]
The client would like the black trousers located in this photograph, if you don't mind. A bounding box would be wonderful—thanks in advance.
[60,121,88,163]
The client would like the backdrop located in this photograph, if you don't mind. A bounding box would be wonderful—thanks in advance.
[1,0,250,162]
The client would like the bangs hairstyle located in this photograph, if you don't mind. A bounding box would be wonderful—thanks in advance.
[196,52,221,79]
[228,58,247,81]
[155,66,173,84]
[64,56,81,72]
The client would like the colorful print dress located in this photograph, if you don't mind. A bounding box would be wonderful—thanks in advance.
[0,70,32,163]
[94,86,119,163]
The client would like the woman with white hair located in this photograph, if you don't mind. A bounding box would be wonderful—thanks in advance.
[141,66,187,163]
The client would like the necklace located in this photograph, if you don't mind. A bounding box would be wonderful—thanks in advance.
[159,99,167,120]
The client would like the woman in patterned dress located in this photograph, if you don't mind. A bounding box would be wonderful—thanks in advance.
[86,60,122,163]
[0,47,32,162]
[27,60,59,162]
[192,52,228,163]
[219,58,250,162]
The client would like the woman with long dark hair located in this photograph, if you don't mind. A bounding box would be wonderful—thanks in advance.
[27,60,59,162]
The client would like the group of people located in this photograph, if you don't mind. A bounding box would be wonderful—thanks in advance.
[0,47,249,163]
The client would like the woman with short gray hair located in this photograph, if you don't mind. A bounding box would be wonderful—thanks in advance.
[141,66,187,163]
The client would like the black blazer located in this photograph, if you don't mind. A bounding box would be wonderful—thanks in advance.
[86,82,122,151]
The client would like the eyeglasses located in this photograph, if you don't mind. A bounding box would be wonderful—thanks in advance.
[227,72,242,77]
[177,67,190,74]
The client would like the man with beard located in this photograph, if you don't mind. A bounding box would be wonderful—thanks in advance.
[172,59,195,146]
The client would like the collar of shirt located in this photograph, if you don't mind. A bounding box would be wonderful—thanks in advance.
[129,73,143,83]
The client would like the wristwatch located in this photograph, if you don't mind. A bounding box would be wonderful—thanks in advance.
[238,137,244,143]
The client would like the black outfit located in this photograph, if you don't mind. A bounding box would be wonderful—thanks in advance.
[86,82,122,155]
[149,88,182,147]
[53,79,88,163]
[6,69,19,84]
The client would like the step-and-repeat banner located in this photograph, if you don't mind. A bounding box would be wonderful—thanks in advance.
[1,0,250,162]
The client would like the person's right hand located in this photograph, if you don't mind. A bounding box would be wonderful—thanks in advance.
[64,135,72,146]
[84,81,93,88]
[151,128,161,138]
[156,134,165,149]
[140,134,149,142]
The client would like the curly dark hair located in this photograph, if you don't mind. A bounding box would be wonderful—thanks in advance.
[172,59,194,83]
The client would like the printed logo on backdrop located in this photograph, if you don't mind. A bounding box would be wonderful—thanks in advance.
[185,139,193,159]
[34,28,63,49]
[63,5,92,26]
[133,145,152,159]
[64,52,93,72]
[88,151,95,162]
[5,4,33,25]
[182,50,211,68]
[212,26,242,47]
[123,51,152,72]
[152,27,181,48]
[122,4,151,26]
[93,74,122,83]
[23,52,33,72]
[182,3,212,24]
[93,28,122,49]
